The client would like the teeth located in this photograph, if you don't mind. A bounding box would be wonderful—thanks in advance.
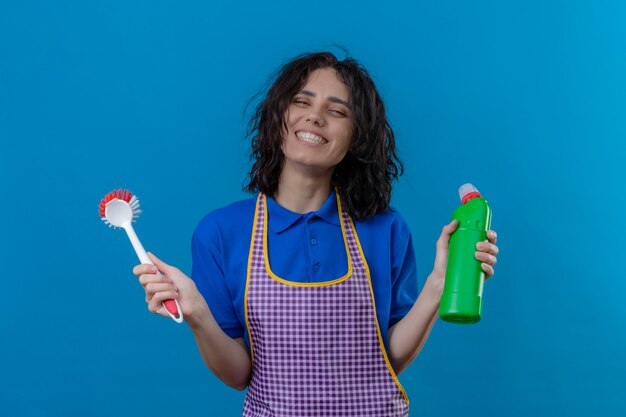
[297,131,327,144]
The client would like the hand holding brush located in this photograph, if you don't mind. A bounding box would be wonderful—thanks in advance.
[99,189,184,323]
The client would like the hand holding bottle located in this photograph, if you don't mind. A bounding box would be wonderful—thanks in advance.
[438,184,499,324]
[428,221,498,290]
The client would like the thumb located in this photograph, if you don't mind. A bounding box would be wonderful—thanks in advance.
[433,220,458,274]
[446,219,459,233]
[147,252,171,273]
[437,219,459,248]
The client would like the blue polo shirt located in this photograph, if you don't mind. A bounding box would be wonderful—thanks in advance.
[191,189,419,352]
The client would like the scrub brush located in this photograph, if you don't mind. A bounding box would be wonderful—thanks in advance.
[99,189,183,323]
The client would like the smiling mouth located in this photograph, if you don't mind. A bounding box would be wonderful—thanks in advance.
[296,131,328,144]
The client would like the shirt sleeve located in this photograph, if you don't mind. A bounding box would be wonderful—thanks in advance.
[388,213,419,328]
[191,215,244,338]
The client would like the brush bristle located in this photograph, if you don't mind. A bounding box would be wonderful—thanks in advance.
[99,189,141,224]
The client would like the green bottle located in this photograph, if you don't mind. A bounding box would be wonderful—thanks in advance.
[439,183,492,324]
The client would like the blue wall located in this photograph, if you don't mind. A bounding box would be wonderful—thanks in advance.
[1,1,624,416]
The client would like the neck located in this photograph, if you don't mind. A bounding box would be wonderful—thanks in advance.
[273,163,334,214]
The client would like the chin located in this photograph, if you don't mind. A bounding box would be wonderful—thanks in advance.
[284,156,333,173]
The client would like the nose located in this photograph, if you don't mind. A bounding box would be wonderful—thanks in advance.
[306,109,325,127]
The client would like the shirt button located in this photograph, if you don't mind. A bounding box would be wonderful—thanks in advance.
[310,238,317,245]
[313,263,320,272]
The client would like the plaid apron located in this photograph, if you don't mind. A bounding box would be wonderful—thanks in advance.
[242,193,409,417]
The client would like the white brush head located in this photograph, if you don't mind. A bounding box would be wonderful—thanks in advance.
[105,199,134,228]
[99,190,142,230]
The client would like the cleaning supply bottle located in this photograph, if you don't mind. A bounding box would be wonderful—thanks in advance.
[439,183,492,324]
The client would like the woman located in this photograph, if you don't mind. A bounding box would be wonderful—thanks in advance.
[133,52,499,416]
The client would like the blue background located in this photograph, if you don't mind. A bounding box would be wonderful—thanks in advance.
[1,0,624,416]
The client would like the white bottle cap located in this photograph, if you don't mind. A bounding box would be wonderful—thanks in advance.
[458,183,480,203]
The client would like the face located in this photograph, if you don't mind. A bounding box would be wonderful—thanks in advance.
[281,68,354,175]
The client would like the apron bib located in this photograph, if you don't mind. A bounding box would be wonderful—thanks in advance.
[242,193,409,417]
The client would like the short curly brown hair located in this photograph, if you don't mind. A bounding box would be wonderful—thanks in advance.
[244,51,403,221]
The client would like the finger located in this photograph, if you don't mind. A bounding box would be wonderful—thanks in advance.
[487,230,497,243]
[145,282,178,295]
[436,220,459,249]
[476,242,499,256]
[149,294,178,314]
[147,252,174,274]
[475,251,497,266]
[447,219,459,232]
[481,262,494,280]
[155,304,172,318]
[133,264,158,277]
[138,273,168,287]
[149,290,179,313]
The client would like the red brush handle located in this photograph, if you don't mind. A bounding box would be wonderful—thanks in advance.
[163,299,179,316]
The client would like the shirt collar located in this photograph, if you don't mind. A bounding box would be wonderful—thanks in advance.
[266,189,340,234]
